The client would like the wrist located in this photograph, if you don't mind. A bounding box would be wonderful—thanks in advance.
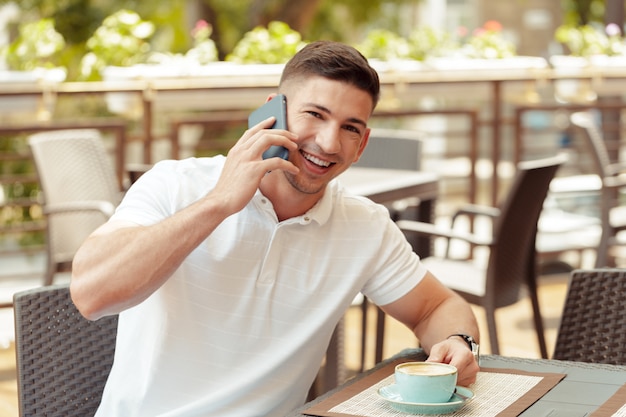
[447,334,480,363]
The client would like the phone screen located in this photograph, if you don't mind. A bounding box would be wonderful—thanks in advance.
[248,94,289,160]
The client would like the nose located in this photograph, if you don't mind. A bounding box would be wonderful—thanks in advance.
[315,124,341,154]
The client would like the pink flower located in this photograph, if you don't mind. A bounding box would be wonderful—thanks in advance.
[483,20,502,32]
[192,20,209,37]
[606,23,621,37]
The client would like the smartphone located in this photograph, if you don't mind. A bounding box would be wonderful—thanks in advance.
[248,94,290,160]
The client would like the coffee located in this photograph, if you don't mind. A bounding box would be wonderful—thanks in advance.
[397,364,453,376]
[394,362,457,403]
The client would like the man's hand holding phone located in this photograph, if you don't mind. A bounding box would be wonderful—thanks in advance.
[209,95,298,216]
[248,94,290,160]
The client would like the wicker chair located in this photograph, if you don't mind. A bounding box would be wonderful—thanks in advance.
[13,284,118,417]
[553,268,626,365]
[397,155,566,357]
[568,111,626,267]
[28,129,123,286]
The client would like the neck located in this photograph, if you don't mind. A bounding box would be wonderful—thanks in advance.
[259,171,324,222]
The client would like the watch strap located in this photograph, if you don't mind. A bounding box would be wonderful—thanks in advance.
[447,333,476,350]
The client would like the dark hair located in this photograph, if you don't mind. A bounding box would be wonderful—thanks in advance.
[279,40,380,109]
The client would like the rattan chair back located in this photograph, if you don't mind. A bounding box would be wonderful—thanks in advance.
[13,284,118,417]
[553,268,626,364]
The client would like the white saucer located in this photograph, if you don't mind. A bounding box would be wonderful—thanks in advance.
[377,384,474,415]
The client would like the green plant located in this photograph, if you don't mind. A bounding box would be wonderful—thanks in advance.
[2,18,66,71]
[79,9,155,80]
[185,20,218,65]
[357,27,457,61]
[226,21,307,64]
[356,29,411,60]
[407,27,458,60]
[148,19,218,66]
[555,23,625,57]
[459,20,516,59]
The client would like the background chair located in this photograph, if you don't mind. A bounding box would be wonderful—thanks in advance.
[13,283,118,417]
[397,155,566,357]
[567,111,626,267]
[354,127,422,170]
[28,129,123,285]
[553,268,626,365]
[541,111,626,270]
[354,127,423,222]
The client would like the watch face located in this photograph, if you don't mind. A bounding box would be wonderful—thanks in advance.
[471,343,480,365]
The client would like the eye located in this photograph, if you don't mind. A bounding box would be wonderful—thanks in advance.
[343,124,362,135]
[306,110,323,119]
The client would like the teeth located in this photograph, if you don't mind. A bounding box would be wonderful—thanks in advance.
[304,152,331,167]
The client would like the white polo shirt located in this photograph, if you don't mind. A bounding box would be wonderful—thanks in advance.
[95,156,427,417]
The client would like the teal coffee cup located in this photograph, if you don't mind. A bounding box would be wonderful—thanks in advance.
[394,362,458,403]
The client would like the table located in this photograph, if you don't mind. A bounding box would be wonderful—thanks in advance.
[291,349,626,417]
[339,167,439,257]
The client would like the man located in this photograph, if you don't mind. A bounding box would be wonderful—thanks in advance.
[71,40,480,417]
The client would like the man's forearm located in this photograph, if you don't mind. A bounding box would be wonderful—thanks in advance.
[413,294,480,354]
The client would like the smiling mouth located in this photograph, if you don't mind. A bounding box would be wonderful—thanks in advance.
[302,151,333,168]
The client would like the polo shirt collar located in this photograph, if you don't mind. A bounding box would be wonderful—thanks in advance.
[254,180,339,226]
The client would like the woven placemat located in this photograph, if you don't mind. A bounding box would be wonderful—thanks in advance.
[591,383,626,417]
[304,359,565,417]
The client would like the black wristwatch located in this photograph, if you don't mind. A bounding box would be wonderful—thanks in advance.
[448,334,480,363]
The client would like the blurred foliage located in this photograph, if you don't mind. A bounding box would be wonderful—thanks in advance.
[459,20,516,59]
[555,22,625,56]
[407,27,458,60]
[201,0,415,56]
[556,0,626,57]
[356,26,458,61]
[356,21,515,61]
[0,0,188,79]
[3,18,65,70]
[226,21,306,64]
[356,29,412,60]
[1,0,420,76]
[0,134,44,248]
[560,0,605,26]
[79,9,155,80]
[185,19,219,64]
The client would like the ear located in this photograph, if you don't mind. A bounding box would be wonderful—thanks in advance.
[353,128,371,163]
[266,93,278,103]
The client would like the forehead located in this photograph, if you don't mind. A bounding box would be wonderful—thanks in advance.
[282,76,375,118]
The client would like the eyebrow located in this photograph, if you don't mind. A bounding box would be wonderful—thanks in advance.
[305,102,368,128]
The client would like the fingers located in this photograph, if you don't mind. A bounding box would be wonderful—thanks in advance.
[239,117,298,165]
[426,341,479,387]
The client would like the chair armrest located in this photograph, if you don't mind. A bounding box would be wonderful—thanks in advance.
[604,162,626,177]
[603,174,626,189]
[449,204,500,231]
[44,200,116,219]
[451,204,500,219]
[395,219,493,247]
